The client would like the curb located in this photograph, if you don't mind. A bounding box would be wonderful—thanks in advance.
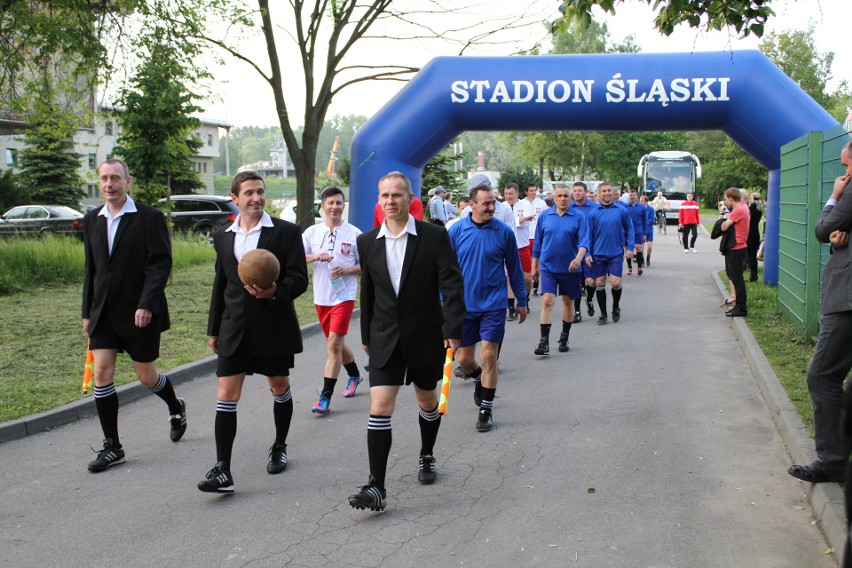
[0,318,326,445]
[713,272,845,557]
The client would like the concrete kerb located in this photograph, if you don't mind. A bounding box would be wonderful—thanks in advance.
[713,271,846,556]
[0,318,328,445]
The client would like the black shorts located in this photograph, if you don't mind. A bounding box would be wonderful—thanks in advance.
[369,342,441,391]
[217,339,294,378]
[89,316,160,363]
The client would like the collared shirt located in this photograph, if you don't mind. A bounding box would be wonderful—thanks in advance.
[508,199,534,247]
[303,221,361,305]
[98,196,138,255]
[377,214,417,296]
[429,195,448,222]
[533,206,590,273]
[226,211,274,262]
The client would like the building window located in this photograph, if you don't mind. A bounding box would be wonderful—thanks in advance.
[88,154,97,169]
[203,162,207,173]
[5,148,17,166]
[105,120,113,136]
[87,184,97,197]
[207,134,213,146]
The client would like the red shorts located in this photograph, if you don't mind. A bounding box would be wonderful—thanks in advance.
[316,300,355,336]
[518,245,532,273]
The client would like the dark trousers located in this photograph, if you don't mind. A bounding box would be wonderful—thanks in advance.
[682,224,697,249]
[724,248,747,311]
[747,242,759,281]
[808,311,852,477]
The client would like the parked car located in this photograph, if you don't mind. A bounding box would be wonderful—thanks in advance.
[158,195,239,244]
[0,205,84,238]
[279,199,324,225]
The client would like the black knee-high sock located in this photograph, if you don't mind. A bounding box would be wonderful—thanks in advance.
[343,361,360,378]
[418,405,441,456]
[272,389,293,445]
[367,415,392,488]
[215,400,238,470]
[508,297,515,310]
[574,297,581,313]
[612,285,623,309]
[321,377,336,400]
[149,373,181,415]
[586,284,596,303]
[94,383,120,447]
[562,320,572,337]
[540,323,551,340]
[626,257,632,269]
[596,287,607,315]
[480,386,496,412]
[636,252,644,269]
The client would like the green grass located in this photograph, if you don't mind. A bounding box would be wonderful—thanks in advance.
[0,260,320,423]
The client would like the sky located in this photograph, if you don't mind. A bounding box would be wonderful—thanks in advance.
[200,0,851,129]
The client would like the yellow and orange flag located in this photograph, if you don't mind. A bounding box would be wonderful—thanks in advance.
[438,348,454,415]
[82,342,94,393]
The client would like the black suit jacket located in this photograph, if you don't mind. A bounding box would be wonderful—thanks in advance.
[207,217,308,358]
[358,219,465,369]
[816,187,852,316]
[82,201,171,338]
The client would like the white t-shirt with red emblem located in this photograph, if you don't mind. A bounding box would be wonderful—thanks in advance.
[302,221,361,306]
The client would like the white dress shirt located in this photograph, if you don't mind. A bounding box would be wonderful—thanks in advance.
[376,214,417,296]
[226,212,275,261]
[98,196,138,255]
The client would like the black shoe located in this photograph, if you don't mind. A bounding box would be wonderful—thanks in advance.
[587,300,595,317]
[198,462,234,493]
[557,332,569,352]
[787,463,843,483]
[87,439,126,472]
[267,442,288,474]
[726,308,748,317]
[534,337,549,356]
[612,308,621,323]
[169,397,187,442]
[573,311,582,323]
[597,315,607,325]
[532,289,539,297]
[473,380,482,407]
[506,308,516,321]
[418,454,436,484]
[349,483,387,511]
[476,409,493,432]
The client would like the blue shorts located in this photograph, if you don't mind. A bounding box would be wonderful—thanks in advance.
[644,232,654,243]
[461,309,506,347]
[540,270,582,298]
[591,255,623,279]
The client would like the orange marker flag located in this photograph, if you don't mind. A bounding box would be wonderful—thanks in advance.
[82,342,94,393]
[438,347,454,415]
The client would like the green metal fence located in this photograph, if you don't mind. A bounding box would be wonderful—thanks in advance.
[778,126,851,337]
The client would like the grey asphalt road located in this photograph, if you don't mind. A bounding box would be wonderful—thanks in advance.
[0,227,837,567]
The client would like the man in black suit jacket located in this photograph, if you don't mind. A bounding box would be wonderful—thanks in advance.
[789,140,852,484]
[198,171,308,494]
[82,159,186,473]
[348,172,465,512]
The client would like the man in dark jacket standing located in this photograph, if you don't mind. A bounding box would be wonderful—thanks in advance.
[82,159,186,473]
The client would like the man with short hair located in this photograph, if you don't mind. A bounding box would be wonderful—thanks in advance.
[450,181,527,433]
[651,191,669,228]
[199,171,308,493]
[303,186,363,415]
[82,158,187,473]
[531,184,589,355]
[504,182,535,320]
[624,189,648,276]
[428,186,448,226]
[570,182,597,320]
[349,172,465,512]
[640,195,656,266]
[587,183,634,325]
[445,196,470,230]
[524,183,548,296]
[679,193,701,252]
[720,187,750,318]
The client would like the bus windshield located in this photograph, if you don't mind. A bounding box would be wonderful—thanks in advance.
[645,159,694,197]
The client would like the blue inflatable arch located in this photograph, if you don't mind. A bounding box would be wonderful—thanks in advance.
[349,50,839,285]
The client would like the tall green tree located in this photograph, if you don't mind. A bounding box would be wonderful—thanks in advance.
[760,25,833,109]
[113,27,204,204]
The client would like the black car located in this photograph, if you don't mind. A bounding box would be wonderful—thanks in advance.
[158,195,239,243]
[0,205,85,238]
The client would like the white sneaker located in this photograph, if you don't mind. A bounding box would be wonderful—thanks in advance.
[691,248,697,253]
[683,249,689,254]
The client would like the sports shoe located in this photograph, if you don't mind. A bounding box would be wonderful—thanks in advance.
[267,442,288,474]
[691,248,697,253]
[473,380,482,407]
[343,376,362,398]
[646,259,651,267]
[683,249,689,254]
[455,366,469,379]
[534,337,549,356]
[597,315,608,325]
[88,439,125,472]
[198,462,234,493]
[627,268,633,276]
[612,308,621,323]
[587,300,595,317]
[418,454,437,484]
[169,398,187,442]
[506,308,516,321]
[573,311,582,323]
[476,409,493,432]
[637,268,643,276]
[311,396,330,415]
[532,288,539,297]
[557,332,569,353]
[349,483,387,511]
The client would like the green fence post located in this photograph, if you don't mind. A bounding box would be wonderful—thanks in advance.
[804,132,824,338]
